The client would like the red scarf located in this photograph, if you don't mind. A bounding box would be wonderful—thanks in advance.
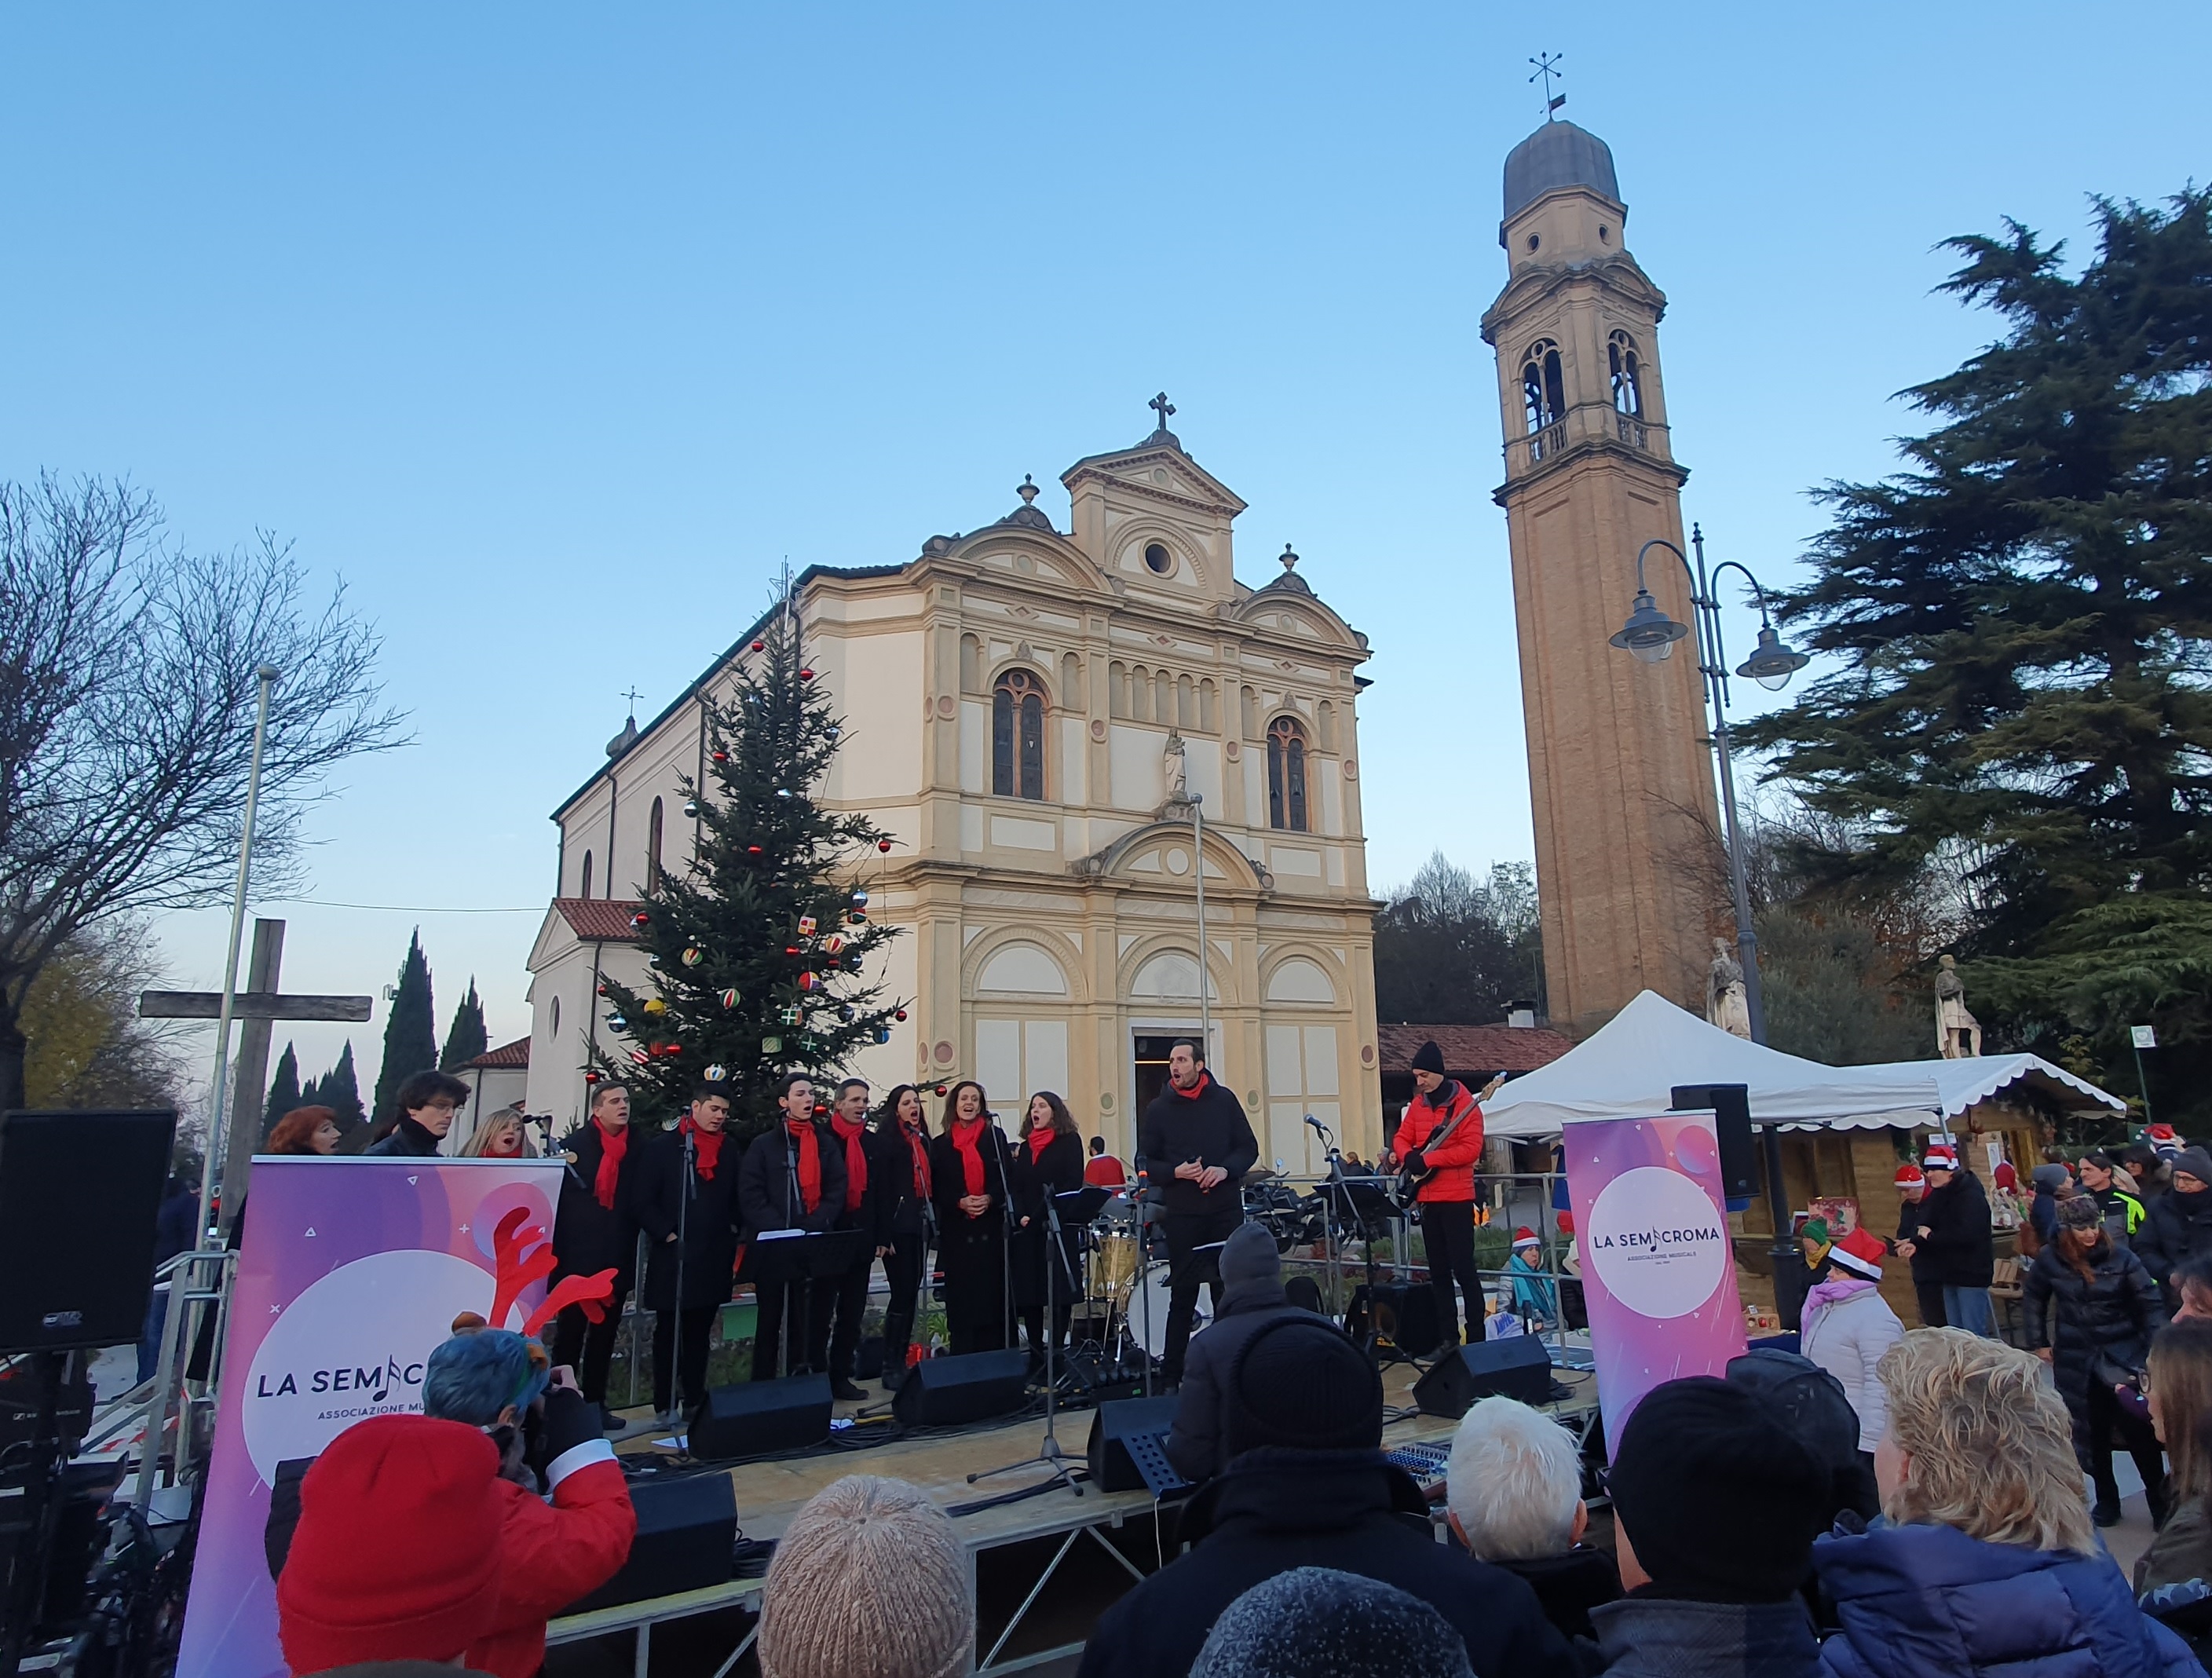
[949,1117,987,1202]
[591,1118,627,1210]
[831,1113,868,1212]
[678,1116,725,1180]
[1027,1127,1056,1164]
[787,1119,822,1215]
[901,1119,932,1198]
[1172,1071,1212,1100]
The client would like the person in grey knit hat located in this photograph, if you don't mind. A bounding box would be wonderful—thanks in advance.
[1191,1567,1475,1678]
[759,1475,972,1678]
[1165,1222,1323,1482]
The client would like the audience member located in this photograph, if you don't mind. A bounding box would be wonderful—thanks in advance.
[2138,1320,2212,1594]
[1078,1316,1574,1678]
[2137,1146,2212,1297]
[138,1173,198,1384]
[1725,1347,1880,1523]
[1812,1328,2197,1678]
[2125,1143,2172,1205]
[1592,1377,1829,1678]
[1888,1164,1945,1326]
[1893,1142,1994,1335]
[2172,1256,2212,1324]
[2027,1162,2072,1255]
[1446,1397,1618,1654]
[1507,1229,1559,1329]
[364,1069,470,1157]
[2024,1193,2169,1526]
[1166,1222,1322,1484]
[1797,1227,1904,1462]
[1084,1134,1128,1189]
[2081,1150,2149,1247]
[1190,1568,1475,1678]
[758,1475,973,1678]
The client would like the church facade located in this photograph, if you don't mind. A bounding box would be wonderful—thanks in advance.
[524,411,1384,1168]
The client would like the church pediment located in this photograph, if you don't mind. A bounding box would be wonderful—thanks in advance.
[1230,581,1366,653]
[1071,822,1271,892]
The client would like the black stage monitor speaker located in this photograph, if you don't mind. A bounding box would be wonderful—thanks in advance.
[0,1109,177,1354]
[1347,1282,1443,1359]
[892,1349,1029,1427]
[689,1373,832,1459]
[1087,1394,1182,1492]
[1413,1336,1554,1418]
[562,1471,736,1614]
[1673,1082,1757,1203]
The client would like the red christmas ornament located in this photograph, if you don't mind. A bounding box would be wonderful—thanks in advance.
[583,1070,601,1084]
[631,912,649,927]
[712,749,729,762]
[799,667,815,682]
[748,845,764,855]
[783,945,800,956]
[934,1084,948,1097]
[628,1047,652,1066]
[877,839,893,852]
[596,983,608,996]
[799,971,821,991]
[894,1009,909,1022]
[751,639,765,651]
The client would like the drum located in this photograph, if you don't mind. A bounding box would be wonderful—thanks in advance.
[1096,1233,1139,1299]
[1131,1259,1212,1358]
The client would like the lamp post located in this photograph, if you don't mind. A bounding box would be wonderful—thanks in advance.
[1611,528,1811,1310]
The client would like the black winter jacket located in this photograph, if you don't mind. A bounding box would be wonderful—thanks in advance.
[633,1127,743,1313]
[735,1123,848,1240]
[364,1115,444,1158]
[2022,1237,2166,1417]
[1892,1198,1940,1288]
[931,1124,1011,1261]
[867,1119,932,1240]
[1163,1278,1326,1484]
[1911,1170,1994,1288]
[2135,1186,2212,1295]
[1010,1131,1086,1311]
[551,1120,642,1285]
[1138,1074,1260,1218]
[1075,1447,1578,1678]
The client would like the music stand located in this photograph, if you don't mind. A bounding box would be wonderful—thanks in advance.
[970,1183,1113,1496]
[737,1229,875,1380]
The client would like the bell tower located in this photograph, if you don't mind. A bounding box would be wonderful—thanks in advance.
[1480,119,1719,1035]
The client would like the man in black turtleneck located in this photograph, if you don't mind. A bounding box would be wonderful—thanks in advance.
[1138,1039,1258,1387]
[364,1069,470,1157]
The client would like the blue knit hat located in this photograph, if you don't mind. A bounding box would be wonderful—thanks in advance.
[422,1328,548,1425]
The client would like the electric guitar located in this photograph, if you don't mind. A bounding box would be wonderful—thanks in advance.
[1395,1074,1507,1205]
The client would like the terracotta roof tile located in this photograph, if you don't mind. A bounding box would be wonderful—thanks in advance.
[466,1036,531,1070]
[554,898,648,943]
[1377,1022,1572,1076]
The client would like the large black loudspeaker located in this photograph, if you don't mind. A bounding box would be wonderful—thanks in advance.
[0,1110,177,1354]
[562,1471,736,1614]
[1086,1395,1181,1492]
[892,1349,1029,1427]
[1413,1336,1554,1418]
[1673,1082,1757,1203]
[1347,1282,1442,1358]
[689,1373,832,1459]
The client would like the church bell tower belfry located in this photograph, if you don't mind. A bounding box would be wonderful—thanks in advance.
[1480,119,1720,1035]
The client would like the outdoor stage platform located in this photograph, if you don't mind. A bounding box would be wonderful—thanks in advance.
[547,1362,1600,1677]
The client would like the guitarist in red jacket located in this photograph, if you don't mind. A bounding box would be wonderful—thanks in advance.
[1391,1042,1499,1348]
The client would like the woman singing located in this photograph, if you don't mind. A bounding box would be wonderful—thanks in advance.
[931,1080,1009,1353]
[1011,1091,1086,1367]
[869,1084,935,1387]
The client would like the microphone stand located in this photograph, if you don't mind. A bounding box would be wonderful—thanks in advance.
[1308,1113,1346,1324]
[970,1170,1091,1497]
[782,1121,806,1378]
[673,1127,693,1426]
[987,1118,1017,1352]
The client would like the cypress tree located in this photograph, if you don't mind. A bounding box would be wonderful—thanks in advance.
[261,1041,302,1139]
[324,1040,367,1138]
[371,930,438,1131]
[440,977,488,1070]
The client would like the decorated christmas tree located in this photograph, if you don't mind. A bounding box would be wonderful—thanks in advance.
[593,600,904,1136]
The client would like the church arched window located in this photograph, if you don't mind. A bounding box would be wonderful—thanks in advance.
[1267,717,1308,832]
[993,669,1048,800]
[580,850,594,900]
[1609,331,1643,416]
[646,797,664,893]
[1522,338,1565,435]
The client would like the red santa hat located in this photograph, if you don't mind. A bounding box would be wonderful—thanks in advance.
[1921,1142,1960,1172]
[1994,1161,2019,1193]
[1556,1210,1575,1237]
[1512,1227,1541,1250]
[1893,1164,1925,1189]
[1828,1227,1886,1281]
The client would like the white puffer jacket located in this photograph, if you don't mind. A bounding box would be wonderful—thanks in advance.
[1799,1281,1905,1452]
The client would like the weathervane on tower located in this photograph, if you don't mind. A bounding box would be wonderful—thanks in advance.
[1528,52,1566,120]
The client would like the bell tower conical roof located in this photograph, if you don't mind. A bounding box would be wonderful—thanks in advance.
[1502,119,1621,221]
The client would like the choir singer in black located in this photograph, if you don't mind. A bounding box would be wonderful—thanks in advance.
[1138,1039,1258,1386]
[870,1084,935,1389]
[931,1080,1009,1353]
[1011,1091,1086,1369]
[737,1073,846,1381]
[634,1082,743,1423]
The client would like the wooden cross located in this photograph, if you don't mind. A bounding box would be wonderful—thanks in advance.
[1150,391,1175,433]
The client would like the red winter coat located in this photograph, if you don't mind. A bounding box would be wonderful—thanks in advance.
[466,1441,637,1678]
[1391,1083,1484,1205]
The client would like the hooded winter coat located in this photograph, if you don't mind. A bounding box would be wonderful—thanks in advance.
[2022,1236,2166,1428]
[2134,1186,2212,1296]
[1162,1267,1325,1484]
[1813,1521,2198,1678]
[1075,1447,1577,1678]
[1797,1281,1905,1453]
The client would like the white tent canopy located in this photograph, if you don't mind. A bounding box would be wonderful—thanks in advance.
[1838,1055,2125,1120]
[1483,990,1946,1139]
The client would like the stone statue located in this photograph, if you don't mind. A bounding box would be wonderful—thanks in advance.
[1707,938,1752,1039]
[1163,730,1188,801]
[1935,954,1981,1058]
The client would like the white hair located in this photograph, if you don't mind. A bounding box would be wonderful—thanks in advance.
[1446,1395,1583,1561]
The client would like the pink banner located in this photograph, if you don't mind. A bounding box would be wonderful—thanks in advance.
[1562,1113,1747,1442]
[176,1155,565,1678]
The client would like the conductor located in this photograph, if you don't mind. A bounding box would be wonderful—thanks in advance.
[1138,1038,1258,1386]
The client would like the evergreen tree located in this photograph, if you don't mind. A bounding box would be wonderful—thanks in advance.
[1372,854,1545,1023]
[595,605,903,1136]
[1742,189,2212,1115]
[323,1040,367,1138]
[371,930,438,1130]
[440,977,488,1070]
[261,1041,302,1139]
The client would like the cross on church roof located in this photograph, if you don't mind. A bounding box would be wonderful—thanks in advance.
[1149,391,1176,435]
[1528,52,1566,119]
[620,685,643,715]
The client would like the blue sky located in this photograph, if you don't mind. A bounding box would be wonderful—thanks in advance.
[3,4,2202,1104]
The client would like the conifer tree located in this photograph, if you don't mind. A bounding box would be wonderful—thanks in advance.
[441,977,488,1070]
[323,1040,367,1138]
[371,930,438,1128]
[594,604,904,1135]
[261,1041,302,1139]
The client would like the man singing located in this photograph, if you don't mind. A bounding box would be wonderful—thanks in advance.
[1138,1039,1258,1387]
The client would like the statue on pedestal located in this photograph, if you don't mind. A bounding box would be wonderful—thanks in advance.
[1936,954,1982,1058]
[1162,731,1189,802]
[1707,938,1752,1039]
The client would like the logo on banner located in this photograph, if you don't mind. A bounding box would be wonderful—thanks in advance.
[1584,1165,1729,1318]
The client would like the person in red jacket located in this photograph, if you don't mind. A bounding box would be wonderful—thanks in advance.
[1392,1041,1491,1348]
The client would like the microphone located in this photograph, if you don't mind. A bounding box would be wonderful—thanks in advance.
[1303,1114,1325,1131]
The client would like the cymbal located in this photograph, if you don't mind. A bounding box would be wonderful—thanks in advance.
[1243,1165,1279,1181]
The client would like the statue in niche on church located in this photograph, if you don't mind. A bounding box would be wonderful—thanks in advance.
[1935,954,1982,1058]
[1706,938,1752,1039]
[1162,730,1188,802]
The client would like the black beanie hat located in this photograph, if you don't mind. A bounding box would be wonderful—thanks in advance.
[1411,1040,1446,1077]
[1222,1318,1383,1459]
[1193,1566,1473,1678]
[1607,1376,1830,1603]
